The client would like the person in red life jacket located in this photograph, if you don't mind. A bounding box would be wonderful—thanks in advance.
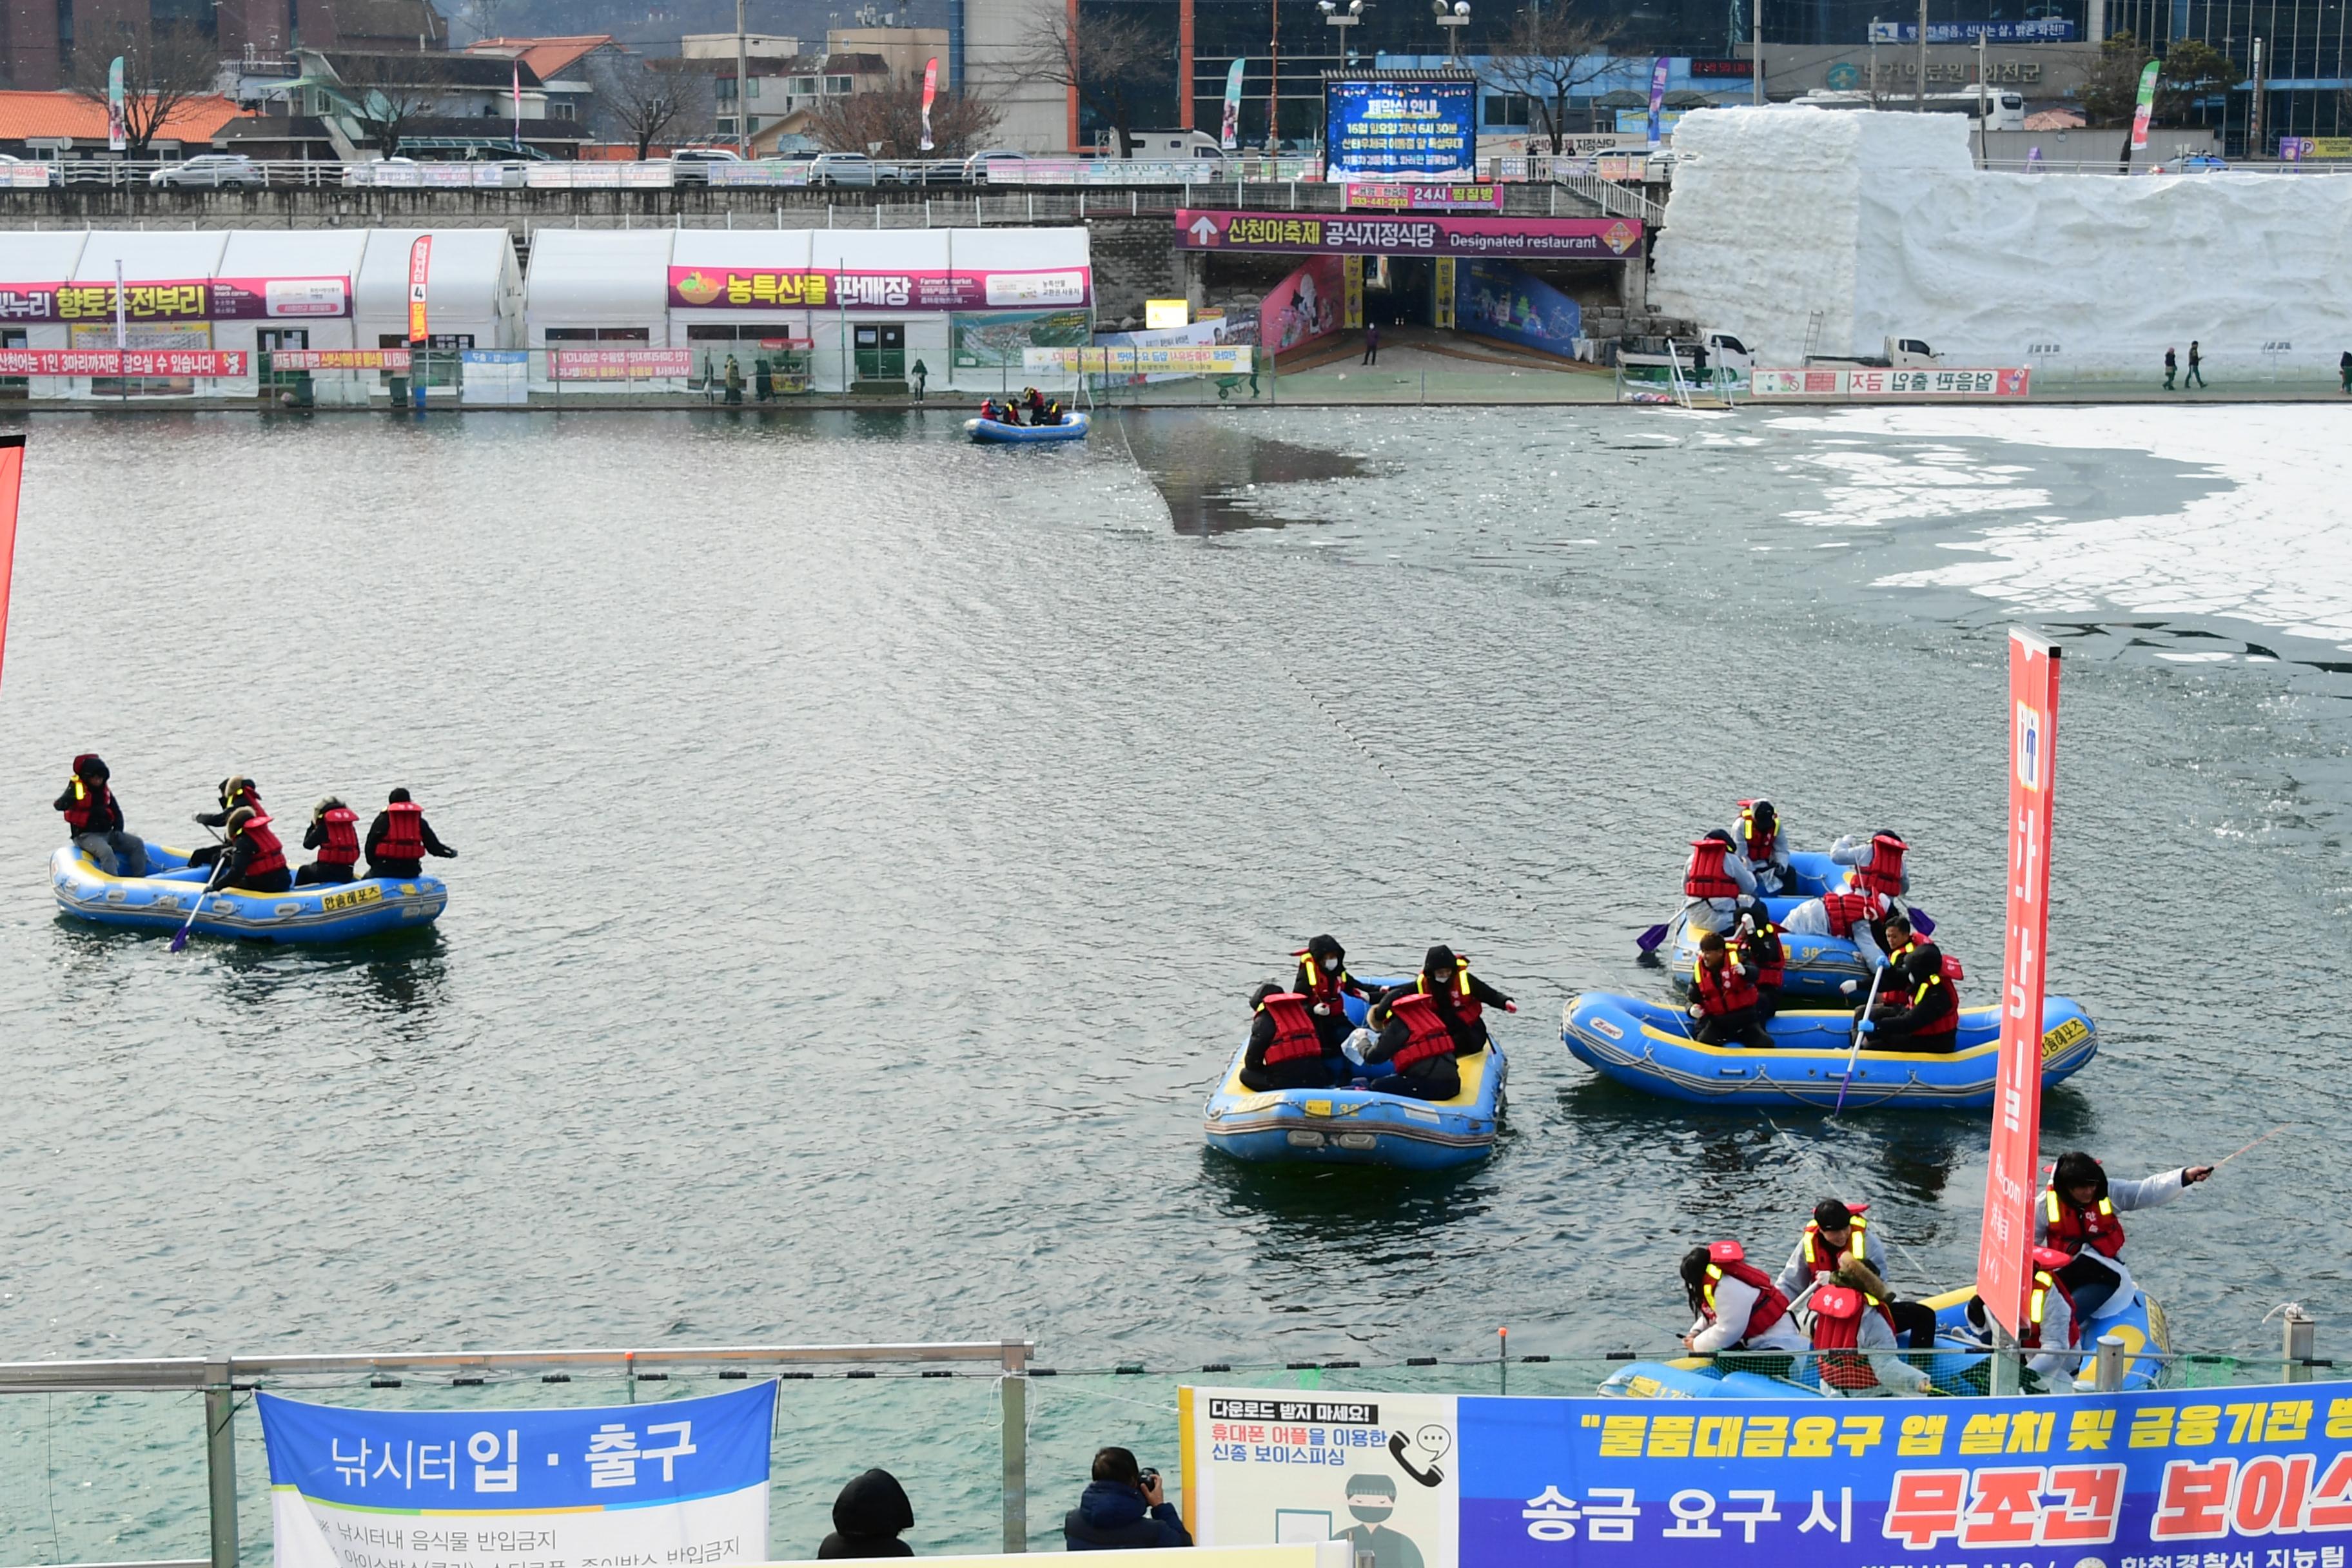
[1687,930,1770,1048]
[1024,386,1048,422]
[365,788,458,880]
[1239,983,1350,1092]
[2034,1150,2211,1324]
[1680,1240,1807,1354]
[1372,945,1514,1055]
[1963,1248,2084,1386]
[1290,934,1376,1052]
[187,775,263,870]
[1774,1199,1939,1350]
[1808,1270,1933,1396]
[1830,828,1910,898]
[1357,990,1466,1101]
[55,754,152,877]
[296,797,363,887]
[1681,828,1756,936]
[1852,918,1960,1051]
[217,805,292,894]
[1731,796,1795,895]
[1729,896,1788,1017]
[1780,885,1891,974]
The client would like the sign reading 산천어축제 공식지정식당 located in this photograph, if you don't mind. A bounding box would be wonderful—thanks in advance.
[1173,212,1645,262]
[256,1382,774,1568]
[1181,1382,2352,1568]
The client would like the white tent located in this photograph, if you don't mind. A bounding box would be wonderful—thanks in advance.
[524,229,678,391]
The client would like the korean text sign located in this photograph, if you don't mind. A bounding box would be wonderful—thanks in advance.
[257,1382,775,1568]
[667,266,1090,312]
[1184,1383,2352,1568]
[1175,211,1644,261]
[1324,80,1477,179]
[1976,627,2061,1335]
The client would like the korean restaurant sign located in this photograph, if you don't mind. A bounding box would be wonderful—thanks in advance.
[1180,1383,2352,1567]
[665,265,1090,312]
[257,1382,775,1568]
[1175,210,1643,261]
[0,277,349,323]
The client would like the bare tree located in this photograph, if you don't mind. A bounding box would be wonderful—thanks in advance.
[589,50,703,156]
[2077,32,2151,126]
[67,23,222,157]
[452,0,509,45]
[1010,5,1161,157]
[332,55,443,153]
[809,73,1001,159]
[1481,1,1620,153]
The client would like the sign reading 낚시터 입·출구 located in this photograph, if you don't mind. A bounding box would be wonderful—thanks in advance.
[1181,1382,2352,1568]
[257,1382,776,1568]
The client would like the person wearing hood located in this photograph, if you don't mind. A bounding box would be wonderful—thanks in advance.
[2034,1150,2211,1324]
[1829,829,1911,898]
[1732,798,1794,895]
[1681,828,1756,936]
[1336,1475,1425,1568]
[297,797,363,887]
[188,776,263,869]
[1290,934,1375,1052]
[55,754,152,877]
[1063,1446,1191,1551]
[217,805,292,894]
[1729,895,1787,1017]
[818,1468,914,1558]
[365,788,458,880]
[1240,982,1350,1092]
[1852,917,1957,1051]
[1371,946,1514,1055]
[1687,930,1770,1048]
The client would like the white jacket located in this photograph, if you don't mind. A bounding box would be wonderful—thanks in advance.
[2032,1168,2193,1321]
[2026,1282,2080,1380]
[1815,1306,1934,1397]
[1689,1273,1810,1354]
[1781,897,1888,969]
[1775,1222,1891,1301]
[1830,833,1913,896]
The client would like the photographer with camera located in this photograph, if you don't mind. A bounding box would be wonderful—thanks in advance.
[1063,1446,1193,1551]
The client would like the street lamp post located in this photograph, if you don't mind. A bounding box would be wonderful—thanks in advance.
[1318,0,1364,64]
[1433,0,1469,61]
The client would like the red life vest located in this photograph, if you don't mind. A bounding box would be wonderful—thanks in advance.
[1684,837,1741,899]
[1700,1251,1791,1342]
[1798,1206,1870,1277]
[2021,1255,2077,1350]
[234,813,287,881]
[1257,993,1323,1066]
[1386,994,1458,1070]
[1690,954,1759,1016]
[317,807,360,867]
[1738,921,1786,987]
[1294,950,1349,1010]
[377,801,426,861]
[63,776,114,832]
[1737,800,1774,863]
[1821,890,1885,938]
[1416,958,1482,1032]
[1854,832,1907,897]
[1809,1283,1898,1390]
[2043,1187,2125,1259]
[1886,943,1959,1036]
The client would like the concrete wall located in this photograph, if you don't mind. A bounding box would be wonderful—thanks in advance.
[960,0,1070,153]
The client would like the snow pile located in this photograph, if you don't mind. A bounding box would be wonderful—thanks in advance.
[1651,106,2352,375]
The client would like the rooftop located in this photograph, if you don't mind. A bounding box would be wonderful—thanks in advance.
[0,91,251,143]
[462,35,619,84]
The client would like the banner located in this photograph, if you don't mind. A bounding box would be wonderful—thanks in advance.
[1456,259,1580,357]
[1322,78,1476,179]
[1748,366,2031,398]
[257,1382,775,1568]
[408,236,431,344]
[1868,18,2076,38]
[0,348,246,375]
[1185,1382,2352,1568]
[0,432,22,695]
[106,56,125,151]
[0,277,349,324]
[1260,254,1344,355]
[550,348,694,378]
[1024,344,1252,374]
[669,265,1090,311]
[950,309,1089,368]
[266,348,411,370]
[919,57,938,150]
[1179,210,1643,260]
[2130,61,2161,157]
[1977,627,2062,1335]
[1345,182,1503,211]
[1645,58,1669,148]
[1222,58,1247,151]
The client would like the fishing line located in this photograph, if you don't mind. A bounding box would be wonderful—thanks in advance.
[2212,1122,2298,1171]
[1759,1113,1942,1290]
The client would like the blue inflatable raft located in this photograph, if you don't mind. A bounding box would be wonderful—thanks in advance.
[1597,1284,2168,1397]
[965,411,1090,444]
[1561,991,2097,1108]
[51,842,447,945]
[1664,850,1918,1000]
[1203,985,1505,1171]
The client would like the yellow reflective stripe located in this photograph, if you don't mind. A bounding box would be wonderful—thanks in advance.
[2045,1190,2062,1222]
[2098,1198,2115,1217]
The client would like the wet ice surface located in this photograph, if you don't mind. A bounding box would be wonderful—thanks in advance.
[1,406,2346,1400]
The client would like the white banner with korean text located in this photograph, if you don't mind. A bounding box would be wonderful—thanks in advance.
[257,1383,776,1568]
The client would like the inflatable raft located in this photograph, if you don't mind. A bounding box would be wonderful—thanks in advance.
[1597,1284,2168,1397]
[1560,991,2097,1108]
[1664,850,1916,1000]
[965,411,1090,444]
[52,841,447,945]
[1203,986,1505,1171]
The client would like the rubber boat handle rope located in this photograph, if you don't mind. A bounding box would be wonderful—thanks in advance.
[168,855,233,954]
[1833,961,1888,1117]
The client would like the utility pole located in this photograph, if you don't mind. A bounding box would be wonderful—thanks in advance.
[1916,0,1926,104]
[734,0,752,156]
[2249,34,2264,153]
[1752,0,1763,101]
[1268,0,1280,151]
[1975,24,1986,164]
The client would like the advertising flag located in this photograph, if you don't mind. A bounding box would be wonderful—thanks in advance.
[2129,57,2161,154]
[407,235,431,344]
[0,433,23,694]
[106,56,125,150]
[512,60,522,149]
[1220,57,1246,151]
[1973,627,2061,1337]
[1645,57,1669,148]
[919,57,938,150]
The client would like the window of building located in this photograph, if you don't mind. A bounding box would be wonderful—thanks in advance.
[551,100,576,120]
[789,75,818,94]
[825,74,854,93]
[1484,93,1531,126]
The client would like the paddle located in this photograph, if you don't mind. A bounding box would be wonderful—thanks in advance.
[1906,906,1937,938]
[1638,899,1697,955]
[1832,961,1888,1117]
[168,854,231,954]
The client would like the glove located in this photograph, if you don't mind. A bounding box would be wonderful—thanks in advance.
[1502,1001,1518,1014]
[191,812,207,824]
[1839,979,1860,995]
[1687,1003,1704,1019]
[1311,1003,1331,1015]
[1859,1019,1877,1035]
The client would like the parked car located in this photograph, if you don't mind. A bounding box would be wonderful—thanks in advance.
[669,147,744,184]
[152,154,264,188]
[963,149,1030,184]
[810,152,880,186]
[2156,153,2229,173]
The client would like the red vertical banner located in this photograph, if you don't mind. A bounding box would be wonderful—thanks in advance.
[1974,627,2063,1337]
[0,433,21,694]
[407,235,432,345]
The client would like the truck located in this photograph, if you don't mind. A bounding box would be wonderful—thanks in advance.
[1615,329,1756,385]
[1804,337,1941,369]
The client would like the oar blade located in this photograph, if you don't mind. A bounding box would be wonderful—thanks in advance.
[1908,907,1936,937]
[1635,922,1671,953]
[168,926,193,954]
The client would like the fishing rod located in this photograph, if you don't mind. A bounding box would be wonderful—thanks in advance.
[2212,1122,2298,1171]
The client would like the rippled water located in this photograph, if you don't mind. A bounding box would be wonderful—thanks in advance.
[5,406,2347,1396]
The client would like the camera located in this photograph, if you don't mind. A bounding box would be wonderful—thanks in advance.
[1139,1468,1161,1488]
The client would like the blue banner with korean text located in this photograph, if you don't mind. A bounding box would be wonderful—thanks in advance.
[1323,79,1477,180]
[1184,1382,2352,1568]
[257,1383,775,1568]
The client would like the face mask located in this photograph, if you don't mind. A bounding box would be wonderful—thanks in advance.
[1348,1502,1395,1525]
[1322,956,1340,972]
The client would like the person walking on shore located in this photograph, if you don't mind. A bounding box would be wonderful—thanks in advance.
[910,358,928,402]
[2163,347,2177,390]
[723,355,744,405]
[2338,349,2349,393]
[1362,322,1379,366]
[2185,340,2206,388]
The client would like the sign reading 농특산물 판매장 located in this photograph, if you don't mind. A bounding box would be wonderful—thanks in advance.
[1181,1382,2352,1568]
[257,1382,776,1568]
